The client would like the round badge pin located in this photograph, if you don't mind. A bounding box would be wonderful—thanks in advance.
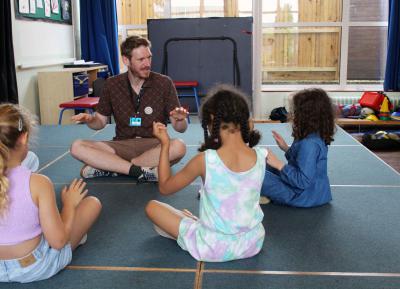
[144,106,153,115]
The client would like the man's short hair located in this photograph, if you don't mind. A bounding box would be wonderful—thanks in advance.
[120,36,151,58]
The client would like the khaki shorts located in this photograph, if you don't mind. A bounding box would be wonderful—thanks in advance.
[102,138,160,161]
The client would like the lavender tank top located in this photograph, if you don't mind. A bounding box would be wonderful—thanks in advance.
[0,166,42,245]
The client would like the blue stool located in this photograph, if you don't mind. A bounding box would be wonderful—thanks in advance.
[173,81,200,116]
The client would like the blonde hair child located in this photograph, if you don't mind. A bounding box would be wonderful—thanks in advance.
[0,103,101,283]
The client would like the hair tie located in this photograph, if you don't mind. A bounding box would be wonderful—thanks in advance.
[18,118,23,132]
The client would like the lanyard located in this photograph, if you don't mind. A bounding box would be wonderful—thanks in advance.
[128,78,144,115]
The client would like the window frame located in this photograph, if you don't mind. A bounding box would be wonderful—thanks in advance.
[259,0,388,91]
[117,0,388,92]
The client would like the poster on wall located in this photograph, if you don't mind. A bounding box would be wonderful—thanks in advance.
[51,0,59,14]
[15,0,72,25]
[29,0,36,13]
[44,0,50,17]
[19,0,29,13]
[61,0,70,20]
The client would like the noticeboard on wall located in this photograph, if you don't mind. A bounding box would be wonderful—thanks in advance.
[15,0,72,25]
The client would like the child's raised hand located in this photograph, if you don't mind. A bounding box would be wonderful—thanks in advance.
[61,179,88,208]
[153,121,170,145]
[266,149,285,171]
[272,130,289,152]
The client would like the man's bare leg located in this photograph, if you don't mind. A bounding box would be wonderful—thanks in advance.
[131,139,186,167]
[70,139,131,175]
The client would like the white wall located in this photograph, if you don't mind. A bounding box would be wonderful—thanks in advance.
[11,0,75,118]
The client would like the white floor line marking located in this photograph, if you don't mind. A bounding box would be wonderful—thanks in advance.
[189,183,400,188]
[68,182,399,187]
[37,129,104,172]
[329,144,362,147]
[92,128,106,136]
[331,184,400,188]
[67,265,196,273]
[36,143,362,149]
[37,151,70,173]
[186,144,361,147]
[53,182,154,185]
[67,265,400,278]
[36,145,69,148]
[203,269,400,277]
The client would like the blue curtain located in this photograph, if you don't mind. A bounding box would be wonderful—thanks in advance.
[80,0,119,76]
[384,0,400,91]
[0,0,18,103]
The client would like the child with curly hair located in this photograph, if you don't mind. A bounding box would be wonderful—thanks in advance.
[145,85,267,262]
[261,88,336,207]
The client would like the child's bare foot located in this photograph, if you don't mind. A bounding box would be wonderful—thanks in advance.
[259,196,271,205]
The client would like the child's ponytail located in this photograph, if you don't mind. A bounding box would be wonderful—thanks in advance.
[199,111,222,152]
[240,118,261,147]
[0,141,10,216]
[248,130,261,148]
[0,103,35,216]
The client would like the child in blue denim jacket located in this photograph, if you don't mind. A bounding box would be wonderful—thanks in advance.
[261,88,336,207]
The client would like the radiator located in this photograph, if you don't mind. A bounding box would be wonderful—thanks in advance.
[332,96,359,106]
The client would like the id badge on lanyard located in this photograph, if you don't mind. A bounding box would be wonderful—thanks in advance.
[129,79,143,127]
[129,117,142,127]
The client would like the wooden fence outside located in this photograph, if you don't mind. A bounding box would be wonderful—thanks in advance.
[117,0,342,83]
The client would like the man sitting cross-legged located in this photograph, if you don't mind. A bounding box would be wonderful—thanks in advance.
[70,35,188,182]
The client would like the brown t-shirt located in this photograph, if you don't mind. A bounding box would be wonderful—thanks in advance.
[96,72,180,140]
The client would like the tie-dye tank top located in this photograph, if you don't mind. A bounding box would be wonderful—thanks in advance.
[177,147,267,262]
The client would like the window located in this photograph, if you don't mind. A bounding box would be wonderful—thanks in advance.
[347,0,389,84]
[262,26,341,84]
[171,0,224,18]
[347,27,387,84]
[116,0,249,70]
[261,0,388,87]
[116,0,389,89]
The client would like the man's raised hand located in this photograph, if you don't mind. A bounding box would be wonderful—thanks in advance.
[71,113,93,124]
[169,107,188,121]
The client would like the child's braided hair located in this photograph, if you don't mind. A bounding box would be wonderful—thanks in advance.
[199,84,261,151]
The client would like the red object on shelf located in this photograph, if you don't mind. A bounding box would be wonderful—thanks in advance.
[359,92,385,111]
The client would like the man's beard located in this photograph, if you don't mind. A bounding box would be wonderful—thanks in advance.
[129,66,150,79]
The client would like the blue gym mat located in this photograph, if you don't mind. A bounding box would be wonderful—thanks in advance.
[1,123,399,289]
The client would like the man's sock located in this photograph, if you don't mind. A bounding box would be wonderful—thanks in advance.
[128,164,142,178]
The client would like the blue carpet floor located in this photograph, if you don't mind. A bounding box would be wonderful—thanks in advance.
[1,123,399,289]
